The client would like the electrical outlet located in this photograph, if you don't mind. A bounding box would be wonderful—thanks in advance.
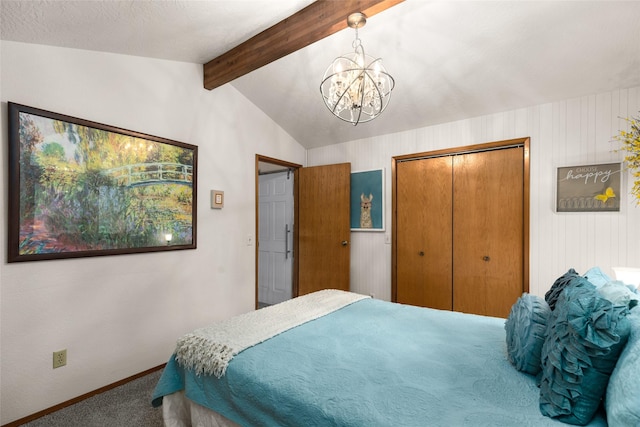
[53,349,67,369]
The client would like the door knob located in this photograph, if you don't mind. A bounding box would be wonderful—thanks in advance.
[341,241,349,246]
[483,256,491,262]
[419,251,425,256]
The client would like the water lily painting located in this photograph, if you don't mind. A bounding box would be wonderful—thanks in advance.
[8,103,197,262]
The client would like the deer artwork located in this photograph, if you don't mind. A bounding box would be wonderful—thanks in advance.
[360,193,373,229]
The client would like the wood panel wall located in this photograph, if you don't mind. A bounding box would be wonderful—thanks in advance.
[308,87,640,301]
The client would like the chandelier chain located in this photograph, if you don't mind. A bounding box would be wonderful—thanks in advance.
[352,27,362,49]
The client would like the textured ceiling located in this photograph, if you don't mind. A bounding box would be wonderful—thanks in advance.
[0,0,315,64]
[2,1,640,149]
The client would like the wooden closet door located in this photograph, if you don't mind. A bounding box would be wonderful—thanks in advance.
[452,147,524,318]
[396,157,453,309]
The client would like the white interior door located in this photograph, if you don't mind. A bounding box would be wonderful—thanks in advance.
[258,170,294,305]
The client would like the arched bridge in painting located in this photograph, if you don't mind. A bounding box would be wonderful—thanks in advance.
[106,162,193,187]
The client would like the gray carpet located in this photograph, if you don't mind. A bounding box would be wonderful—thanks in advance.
[22,369,163,427]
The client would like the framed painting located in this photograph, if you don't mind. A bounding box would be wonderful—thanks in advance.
[7,102,198,262]
[350,168,384,231]
[556,162,621,212]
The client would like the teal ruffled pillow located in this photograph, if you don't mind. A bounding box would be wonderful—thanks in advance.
[606,308,640,426]
[544,268,586,310]
[505,293,551,375]
[583,266,612,288]
[598,281,640,310]
[539,285,631,425]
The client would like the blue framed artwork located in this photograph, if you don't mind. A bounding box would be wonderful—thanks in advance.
[350,168,384,231]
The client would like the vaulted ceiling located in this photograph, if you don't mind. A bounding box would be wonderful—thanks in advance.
[2,1,640,149]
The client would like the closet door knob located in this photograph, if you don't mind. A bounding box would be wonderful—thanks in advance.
[419,251,425,256]
[483,256,491,262]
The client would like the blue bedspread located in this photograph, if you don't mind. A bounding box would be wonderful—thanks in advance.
[153,298,607,426]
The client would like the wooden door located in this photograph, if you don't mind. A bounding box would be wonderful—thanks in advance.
[452,147,524,317]
[297,163,351,295]
[396,157,453,309]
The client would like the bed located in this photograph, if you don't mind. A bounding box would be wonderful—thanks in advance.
[152,275,640,427]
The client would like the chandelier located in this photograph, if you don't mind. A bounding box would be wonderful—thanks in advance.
[320,12,395,125]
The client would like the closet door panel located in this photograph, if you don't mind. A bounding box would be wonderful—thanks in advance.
[452,148,524,317]
[396,157,453,309]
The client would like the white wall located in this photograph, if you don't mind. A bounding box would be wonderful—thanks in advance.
[0,41,306,424]
[308,87,640,301]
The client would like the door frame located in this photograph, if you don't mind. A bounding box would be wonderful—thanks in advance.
[391,137,530,302]
[255,155,302,309]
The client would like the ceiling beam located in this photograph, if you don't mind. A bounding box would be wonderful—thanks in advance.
[203,0,404,90]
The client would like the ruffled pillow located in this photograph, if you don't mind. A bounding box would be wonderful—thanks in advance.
[505,293,551,375]
[583,266,612,288]
[606,308,640,426]
[545,268,591,310]
[598,281,640,310]
[539,286,631,425]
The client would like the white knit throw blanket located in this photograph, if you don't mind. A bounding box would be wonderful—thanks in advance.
[174,289,369,378]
